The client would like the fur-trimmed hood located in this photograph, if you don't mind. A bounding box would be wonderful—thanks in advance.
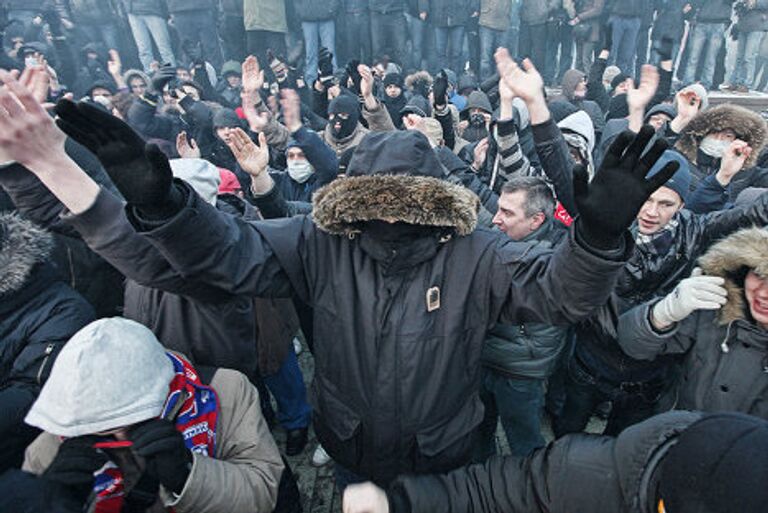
[312,130,479,236]
[312,175,479,236]
[675,104,768,168]
[698,227,768,324]
[405,71,433,98]
[0,212,55,296]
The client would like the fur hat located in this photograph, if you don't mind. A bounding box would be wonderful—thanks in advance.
[698,226,768,324]
[405,71,433,98]
[25,318,175,437]
[675,104,768,168]
[312,131,478,236]
[0,212,54,296]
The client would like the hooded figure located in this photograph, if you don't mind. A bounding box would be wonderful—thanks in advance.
[559,69,606,139]
[557,110,596,180]
[0,213,95,472]
[322,93,367,162]
[618,227,768,420]
[382,72,407,130]
[462,91,493,143]
[126,127,638,485]
[675,104,768,190]
[23,318,284,513]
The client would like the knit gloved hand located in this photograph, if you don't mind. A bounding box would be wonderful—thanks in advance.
[318,47,335,84]
[130,419,192,496]
[652,268,727,327]
[433,70,449,108]
[346,59,363,95]
[54,99,182,219]
[123,470,160,512]
[573,125,679,250]
[43,436,108,504]
[150,64,177,93]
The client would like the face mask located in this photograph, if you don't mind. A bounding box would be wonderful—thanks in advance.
[470,113,487,126]
[330,113,358,139]
[699,135,731,158]
[287,159,314,183]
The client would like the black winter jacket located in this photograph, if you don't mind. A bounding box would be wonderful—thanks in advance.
[691,0,734,23]
[386,411,703,513]
[426,0,479,26]
[126,174,630,484]
[369,0,405,13]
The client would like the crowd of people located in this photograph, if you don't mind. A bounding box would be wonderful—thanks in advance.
[1,1,768,513]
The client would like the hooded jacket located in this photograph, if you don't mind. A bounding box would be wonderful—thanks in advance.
[0,213,95,471]
[675,104,768,190]
[385,411,703,513]
[618,227,768,420]
[124,130,632,484]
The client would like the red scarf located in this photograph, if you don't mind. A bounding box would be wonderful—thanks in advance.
[93,353,219,512]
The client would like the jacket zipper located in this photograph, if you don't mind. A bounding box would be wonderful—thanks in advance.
[36,344,56,385]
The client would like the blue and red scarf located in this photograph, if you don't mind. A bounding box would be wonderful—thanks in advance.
[93,353,219,512]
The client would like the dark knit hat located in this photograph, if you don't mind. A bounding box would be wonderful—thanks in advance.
[383,72,404,89]
[328,93,361,119]
[646,150,691,203]
[610,72,631,91]
[660,413,768,513]
[213,108,244,129]
[607,93,629,120]
[400,94,432,118]
[547,100,580,124]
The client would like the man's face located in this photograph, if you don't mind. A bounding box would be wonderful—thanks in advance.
[286,147,306,163]
[176,68,192,81]
[129,77,147,97]
[216,127,234,144]
[614,79,632,95]
[226,74,242,88]
[91,87,112,102]
[385,84,401,98]
[708,129,737,143]
[648,113,672,131]
[745,271,768,330]
[492,191,545,241]
[573,80,587,100]
[329,111,350,133]
[636,186,684,235]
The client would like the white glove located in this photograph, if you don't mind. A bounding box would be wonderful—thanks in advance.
[343,483,390,513]
[652,268,728,328]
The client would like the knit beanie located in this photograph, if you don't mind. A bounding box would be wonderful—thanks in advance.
[646,150,691,203]
[659,413,768,513]
[170,158,221,205]
[383,72,404,89]
[25,318,175,437]
[610,72,631,92]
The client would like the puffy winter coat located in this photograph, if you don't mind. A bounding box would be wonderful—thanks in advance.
[481,219,569,380]
[126,131,630,484]
[386,411,703,513]
[0,214,95,472]
[618,227,768,419]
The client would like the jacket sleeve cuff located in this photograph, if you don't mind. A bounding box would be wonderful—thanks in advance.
[531,118,561,143]
[495,118,518,137]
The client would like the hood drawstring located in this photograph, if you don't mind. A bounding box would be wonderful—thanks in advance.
[720,321,735,353]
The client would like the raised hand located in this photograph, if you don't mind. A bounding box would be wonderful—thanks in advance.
[652,268,727,329]
[627,64,659,113]
[176,131,201,158]
[107,49,122,78]
[242,55,265,94]
[573,125,679,250]
[318,47,335,84]
[495,48,547,124]
[280,88,302,132]
[717,139,752,185]
[225,128,269,177]
[54,99,173,209]
[343,483,390,513]
[150,64,176,93]
[433,70,448,108]
[0,69,66,167]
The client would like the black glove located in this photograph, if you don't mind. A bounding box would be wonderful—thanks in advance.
[55,99,179,217]
[433,70,449,108]
[130,419,192,495]
[601,21,613,52]
[43,436,108,504]
[654,36,675,62]
[573,125,679,250]
[150,64,177,92]
[346,59,362,95]
[318,46,334,83]
[123,472,160,512]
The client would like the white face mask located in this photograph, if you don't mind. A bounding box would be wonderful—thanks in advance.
[699,135,731,158]
[287,159,314,183]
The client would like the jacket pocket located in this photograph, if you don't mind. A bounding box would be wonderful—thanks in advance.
[313,381,363,470]
[413,397,483,472]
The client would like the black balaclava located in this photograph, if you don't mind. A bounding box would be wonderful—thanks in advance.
[328,94,360,139]
[463,113,489,143]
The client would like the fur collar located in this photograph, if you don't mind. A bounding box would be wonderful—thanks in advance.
[312,175,479,237]
[674,105,767,168]
[698,227,768,325]
[0,213,54,296]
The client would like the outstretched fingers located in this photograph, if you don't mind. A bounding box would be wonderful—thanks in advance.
[637,137,670,176]
[620,125,656,167]
[646,160,680,194]
[601,129,636,169]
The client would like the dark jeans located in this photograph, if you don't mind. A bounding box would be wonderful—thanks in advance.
[263,349,312,431]
[220,14,246,62]
[479,26,505,79]
[553,355,663,438]
[544,21,574,84]
[343,11,372,65]
[407,13,430,71]
[434,25,466,74]
[173,9,223,69]
[518,22,548,70]
[609,15,641,73]
[634,25,651,77]
[370,10,407,65]
[475,369,546,460]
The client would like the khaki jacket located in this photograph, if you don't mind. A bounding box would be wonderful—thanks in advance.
[24,368,284,513]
